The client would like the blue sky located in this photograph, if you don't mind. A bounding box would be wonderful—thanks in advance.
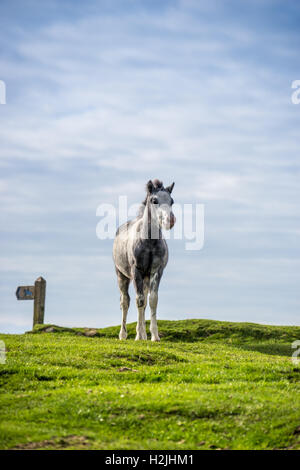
[1,0,300,333]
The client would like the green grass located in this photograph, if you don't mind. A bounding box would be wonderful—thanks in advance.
[0,319,300,450]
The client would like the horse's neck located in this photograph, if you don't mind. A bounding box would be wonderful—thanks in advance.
[141,198,160,240]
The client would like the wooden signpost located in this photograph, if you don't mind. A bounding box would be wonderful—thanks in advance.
[16,276,46,328]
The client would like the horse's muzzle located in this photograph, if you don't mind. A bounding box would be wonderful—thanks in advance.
[165,213,176,230]
[170,213,176,229]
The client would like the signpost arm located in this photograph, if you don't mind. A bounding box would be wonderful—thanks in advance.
[33,277,46,328]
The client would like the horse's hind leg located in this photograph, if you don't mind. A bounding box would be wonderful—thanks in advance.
[116,268,130,340]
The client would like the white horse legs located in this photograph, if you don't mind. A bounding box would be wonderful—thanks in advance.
[134,272,148,341]
[119,267,160,342]
[119,292,130,340]
[135,293,147,340]
[142,283,149,339]
[149,290,160,341]
[117,269,130,340]
[134,272,160,342]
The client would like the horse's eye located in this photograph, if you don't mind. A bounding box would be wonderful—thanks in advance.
[152,198,158,204]
[171,198,174,205]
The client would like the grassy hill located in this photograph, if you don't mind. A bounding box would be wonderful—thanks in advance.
[0,319,300,450]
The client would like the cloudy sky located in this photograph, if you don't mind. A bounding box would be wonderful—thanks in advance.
[1,0,300,333]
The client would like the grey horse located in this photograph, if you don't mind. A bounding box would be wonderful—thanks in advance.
[113,179,176,341]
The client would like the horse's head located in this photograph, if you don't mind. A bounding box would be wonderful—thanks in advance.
[146,179,176,231]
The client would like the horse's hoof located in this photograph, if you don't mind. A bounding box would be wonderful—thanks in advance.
[151,336,160,342]
[119,330,127,340]
[135,333,147,341]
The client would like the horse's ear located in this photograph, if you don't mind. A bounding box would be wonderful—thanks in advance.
[146,180,154,194]
[166,182,175,194]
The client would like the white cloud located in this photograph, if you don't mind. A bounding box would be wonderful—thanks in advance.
[0,1,300,331]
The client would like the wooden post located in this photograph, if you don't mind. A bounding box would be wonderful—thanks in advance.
[33,276,46,328]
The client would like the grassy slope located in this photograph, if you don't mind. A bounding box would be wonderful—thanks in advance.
[0,319,300,450]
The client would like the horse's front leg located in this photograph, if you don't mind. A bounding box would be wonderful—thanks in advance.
[116,268,130,340]
[133,267,147,340]
[149,268,163,342]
